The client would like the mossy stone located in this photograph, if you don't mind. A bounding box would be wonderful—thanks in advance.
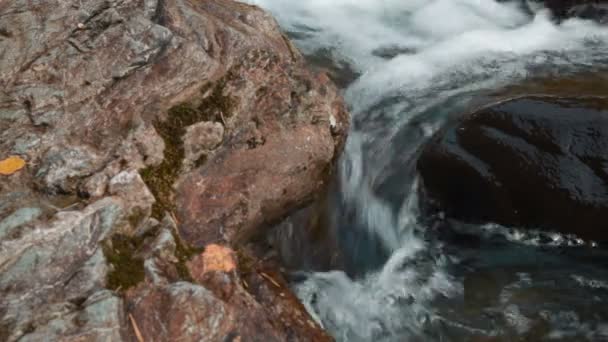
[140,79,235,220]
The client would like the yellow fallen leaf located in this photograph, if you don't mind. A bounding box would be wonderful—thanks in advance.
[0,156,26,175]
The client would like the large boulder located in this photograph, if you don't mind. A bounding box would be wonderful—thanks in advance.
[418,96,608,242]
[175,55,347,248]
[0,0,347,340]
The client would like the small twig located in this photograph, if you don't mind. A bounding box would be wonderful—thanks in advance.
[259,272,281,288]
[170,211,179,225]
[61,202,81,211]
[129,314,145,342]
[219,110,227,127]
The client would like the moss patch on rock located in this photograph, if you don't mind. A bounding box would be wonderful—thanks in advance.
[135,69,241,283]
[0,320,13,342]
[235,247,258,277]
[127,207,147,229]
[102,234,149,291]
[170,229,203,282]
[141,79,235,219]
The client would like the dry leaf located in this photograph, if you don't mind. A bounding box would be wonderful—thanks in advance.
[202,244,236,273]
[0,156,26,175]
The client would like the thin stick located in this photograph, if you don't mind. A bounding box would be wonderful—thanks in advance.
[170,211,179,225]
[129,313,145,342]
[220,111,227,126]
[260,272,281,288]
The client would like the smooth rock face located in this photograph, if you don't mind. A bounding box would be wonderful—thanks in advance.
[418,96,608,241]
[0,0,347,340]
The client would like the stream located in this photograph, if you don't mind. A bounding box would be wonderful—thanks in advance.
[246,1,608,340]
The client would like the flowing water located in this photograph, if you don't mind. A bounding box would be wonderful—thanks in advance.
[246,1,608,340]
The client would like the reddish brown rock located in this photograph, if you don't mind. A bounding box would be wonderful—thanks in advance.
[176,56,348,248]
[127,282,282,342]
[126,233,331,342]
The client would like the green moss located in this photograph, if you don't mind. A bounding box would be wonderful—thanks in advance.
[194,154,208,168]
[235,248,257,276]
[102,227,204,288]
[0,320,13,342]
[23,323,35,334]
[102,234,148,291]
[140,79,235,220]
[127,207,146,229]
[170,229,202,282]
[134,73,239,283]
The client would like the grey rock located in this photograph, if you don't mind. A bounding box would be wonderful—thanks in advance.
[133,217,160,238]
[10,133,41,156]
[81,172,109,199]
[36,146,104,194]
[19,290,127,342]
[132,123,165,167]
[183,121,224,168]
[108,170,155,223]
[0,198,124,341]
[143,225,178,286]
[0,207,41,240]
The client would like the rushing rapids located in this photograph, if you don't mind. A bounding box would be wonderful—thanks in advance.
[247,0,608,341]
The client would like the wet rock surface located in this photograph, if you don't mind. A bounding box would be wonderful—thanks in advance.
[418,96,608,242]
[0,0,348,340]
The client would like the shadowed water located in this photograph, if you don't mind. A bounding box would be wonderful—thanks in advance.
[245,0,608,340]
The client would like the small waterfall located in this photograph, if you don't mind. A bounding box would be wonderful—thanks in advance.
[245,0,608,340]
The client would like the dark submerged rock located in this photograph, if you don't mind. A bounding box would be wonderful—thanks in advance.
[418,96,608,241]
[528,0,608,22]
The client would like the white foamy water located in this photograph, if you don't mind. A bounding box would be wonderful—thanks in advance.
[245,0,608,340]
